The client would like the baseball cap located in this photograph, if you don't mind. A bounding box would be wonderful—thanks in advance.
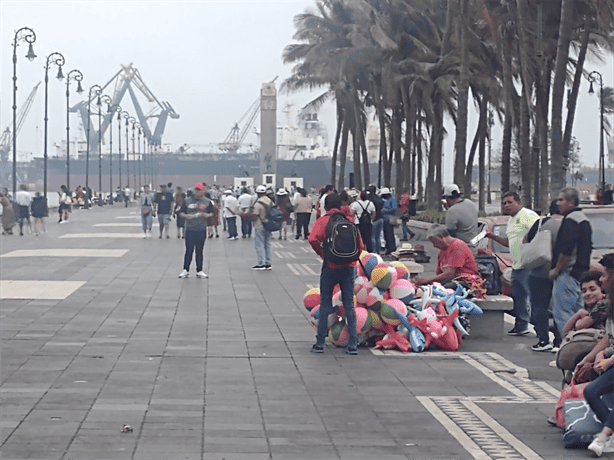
[255,185,266,193]
[442,184,460,198]
[194,183,205,191]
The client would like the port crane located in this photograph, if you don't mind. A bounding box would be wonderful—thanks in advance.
[70,63,179,154]
[219,97,260,155]
[0,82,41,185]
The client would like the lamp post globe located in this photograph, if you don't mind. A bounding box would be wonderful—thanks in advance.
[65,69,84,191]
[43,51,65,203]
[11,27,37,198]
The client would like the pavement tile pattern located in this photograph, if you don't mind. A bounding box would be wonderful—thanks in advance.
[0,205,608,459]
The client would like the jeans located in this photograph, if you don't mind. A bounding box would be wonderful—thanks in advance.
[528,275,556,344]
[296,212,311,238]
[241,216,252,237]
[254,228,271,266]
[401,219,414,239]
[552,270,583,339]
[316,264,358,349]
[512,268,531,330]
[183,230,206,272]
[383,219,397,254]
[358,222,373,253]
[227,216,237,238]
[141,211,153,231]
[585,366,614,430]
[372,218,384,253]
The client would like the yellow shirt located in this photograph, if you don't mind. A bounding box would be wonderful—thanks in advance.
[507,207,539,269]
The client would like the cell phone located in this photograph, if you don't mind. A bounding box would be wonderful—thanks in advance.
[470,230,487,246]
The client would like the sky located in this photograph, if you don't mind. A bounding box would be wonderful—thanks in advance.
[1,0,613,185]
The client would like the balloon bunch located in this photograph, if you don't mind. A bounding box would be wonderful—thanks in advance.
[303,251,484,353]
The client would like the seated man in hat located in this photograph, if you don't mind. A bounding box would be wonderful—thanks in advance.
[413,224,486,298]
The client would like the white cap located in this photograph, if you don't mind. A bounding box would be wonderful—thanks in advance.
[223,189,232,195]
[380,187,391,195]
[255,185,266,193]
[276,188,288,195]
[442,184,461,198]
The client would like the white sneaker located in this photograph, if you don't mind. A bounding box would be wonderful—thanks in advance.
[196,271,208,279]
[178,269,189,279]
[143,233,148,239]
[588,434,607,457]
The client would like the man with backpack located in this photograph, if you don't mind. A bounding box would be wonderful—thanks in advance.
[308,193,364,355]
[251,185,278,270]
[350,190,375,253]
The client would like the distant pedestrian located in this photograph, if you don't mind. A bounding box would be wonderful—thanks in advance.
[206,190,220,238]
[124,186,131,207]
[238,187,254,238]
[154,184,174,239]
[251,185,273,270]
[0,190,15,235]
[294,188,313,240]
[308,193,364,355]
[276,188,292,240]
[174,186,186,239]
[380,187,398,256]
[222,189,239,240]
[140,185,155,238]
[399,189,416,242]
[30,192,47,236]
[368,185,384,254]
[15,185,32,236]
[178,183,214,279]
[350,190,375,253]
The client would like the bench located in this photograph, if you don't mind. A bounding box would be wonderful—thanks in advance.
[466,295,513,340]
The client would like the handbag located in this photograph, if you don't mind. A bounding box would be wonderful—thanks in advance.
[556,328,605,371]
[520,218,551,270]
[388,215,400,227]
[554,379,588,428]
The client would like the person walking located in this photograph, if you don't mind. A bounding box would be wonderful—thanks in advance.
[174,186,186,239]
[380,187,398,256]
[308,193,364,355]
[238,187,254,238]
[486,191,539,335]
[276,188,292,240]
[154,184,174,239]
[251,185,273,270]
[549,187,593,340]
[139,185,155,238]
[30,192,47,236]
[399,189,415,241]
[0,190,15,235]
[368,185,385,254]
[525,200,563,351]
[443,184,478,251]
[350,190,375,253]
[14,185,32,236]
[294,188,313,240]
[178,183,214,279]
[222,189,239,240]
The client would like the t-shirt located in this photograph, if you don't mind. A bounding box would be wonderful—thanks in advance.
[350,200,375,225]
[445,199,478,246]
[222,195,238,218]
[436,238,479,277]
[15,191,31,207]
[179,196,213,232]
[238,193,254,212]
[506,207,539,270]
[154,191,174,214]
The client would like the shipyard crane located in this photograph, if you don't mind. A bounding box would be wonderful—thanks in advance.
[0,82,41,161]
[219,97,260,155]
[69,63,179,154]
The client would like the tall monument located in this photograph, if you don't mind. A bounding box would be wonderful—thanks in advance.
[260,81,277,184]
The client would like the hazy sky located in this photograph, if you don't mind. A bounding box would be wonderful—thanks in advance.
[1,0,613,184]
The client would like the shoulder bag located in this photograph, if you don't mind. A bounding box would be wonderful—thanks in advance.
[520,218,551,270]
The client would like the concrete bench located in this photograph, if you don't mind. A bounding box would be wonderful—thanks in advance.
[466,295,513,340]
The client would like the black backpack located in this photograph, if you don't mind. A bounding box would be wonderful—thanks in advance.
[258,200,283,232]
[357,202,371,226]
[323,212,361,264]
[475,254,502,295]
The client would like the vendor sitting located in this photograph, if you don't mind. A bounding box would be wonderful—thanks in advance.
[413,224,486,298]
[563,270,608,334]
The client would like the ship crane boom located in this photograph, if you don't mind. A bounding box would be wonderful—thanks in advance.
[219,97,260,154]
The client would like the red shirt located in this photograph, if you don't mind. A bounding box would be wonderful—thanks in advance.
[308,207,364,269]
[436,238,479,277]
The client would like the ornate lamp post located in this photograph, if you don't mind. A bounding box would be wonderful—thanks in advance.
[97,94,112,206]
[119,111,129,190]
[65,69,84,190]
[122,112,131,190]
[84,84,101,208]
[12,27,37,197]
[588,71,606,193]
[108,104,121,204]
[131,120,137,192]
[43,52,64,203]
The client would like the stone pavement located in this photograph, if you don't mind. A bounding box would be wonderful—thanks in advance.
[0,205,605,459]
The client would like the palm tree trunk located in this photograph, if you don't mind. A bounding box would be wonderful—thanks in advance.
[371,77,387,188]
[394,105,404,198]
[501,29,514,194]
[520,88,533,207]
[330,101,343,185]
[454,0,470,193]
[551,0,575,194]
[478,99,486,212]
[416,117,423,201]
[338,119,350,191]
[427,103,444,210]
[536,57,552,209]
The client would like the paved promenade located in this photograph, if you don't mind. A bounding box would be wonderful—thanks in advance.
[0,205,602,459]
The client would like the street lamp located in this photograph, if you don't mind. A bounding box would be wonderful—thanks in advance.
[135,123,142,191]
[97,94,112,206]
[85,84,101,208]
[588,71,606,193]
[119,111,129,190]
[43,52,64,203]
[128,117,136,193]
[108,104,121,203]
[65,69,84,190]
[122,112,131,189]
[12,27,37,197]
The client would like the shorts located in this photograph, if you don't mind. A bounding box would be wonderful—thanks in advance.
[158,213,171,225]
